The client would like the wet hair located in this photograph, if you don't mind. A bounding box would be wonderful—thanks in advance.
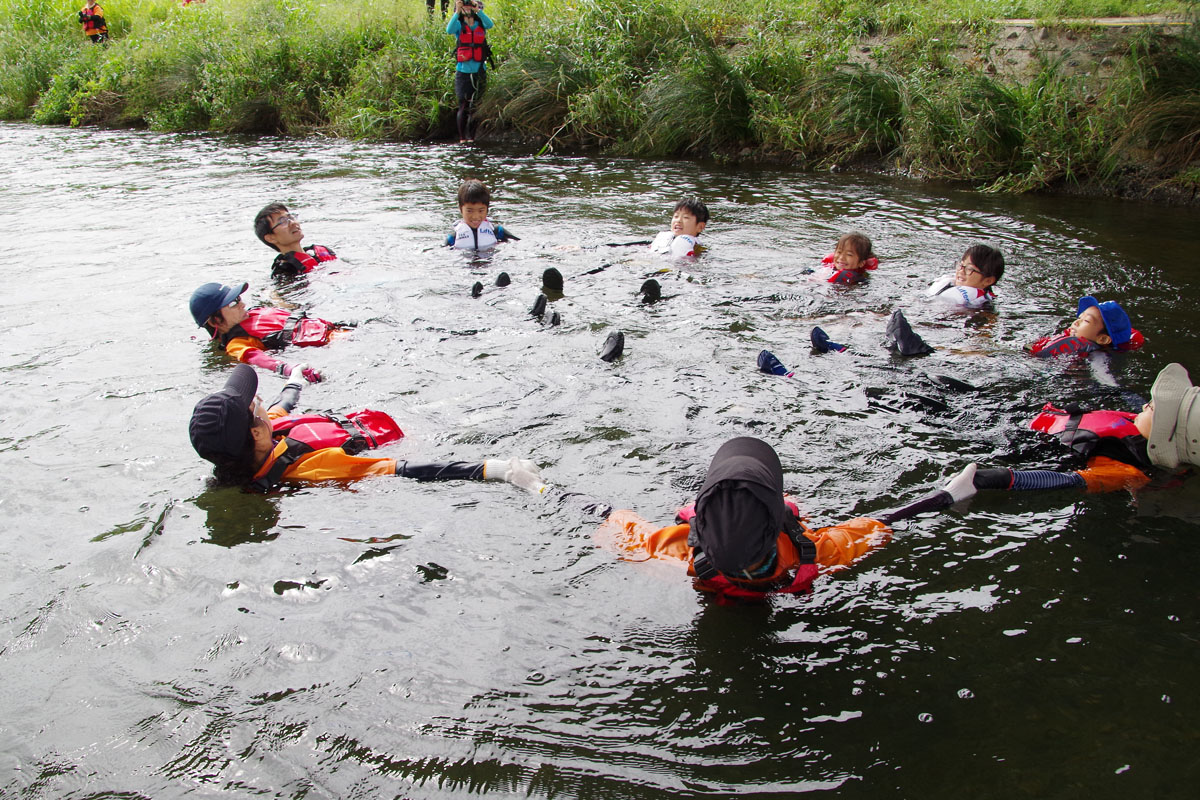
[963,244,1005,283]
[254,202,290,252]
[836,231,874,262]
[673,196,709,224]
[457,180,491,208]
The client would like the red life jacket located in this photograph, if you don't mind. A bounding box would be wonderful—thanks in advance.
[80,4,107,35]
[271,245,337,278]
[820,252,879,284]
[456,22,487,64]
[223,307,336,349]
[1029,328,1144,357]
[1030,403,1151,471]
[676,498,819,602]
[250,410,404,493]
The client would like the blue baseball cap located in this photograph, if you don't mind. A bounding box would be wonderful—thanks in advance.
[1077,296,1132,346]
[190,281,248,327]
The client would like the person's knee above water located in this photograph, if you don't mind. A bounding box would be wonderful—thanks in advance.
[1028,296,1144,358]
[189,363,546,494]
[650,196,709,259]
[812,231,879,285]
[189,281,348,383]
[596,436,974,602]
[253,202,338,279]
[447,0,494,143]
[960,362,1198,496]
[926,244,1005,309]
[446,180,518,250]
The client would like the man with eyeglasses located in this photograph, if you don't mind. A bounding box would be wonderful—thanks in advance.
[926,244,1006,309]
[253,202,338,279]
[189,281,349,383]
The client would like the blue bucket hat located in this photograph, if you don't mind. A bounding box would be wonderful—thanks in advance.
[190,281,248,327]
[1077,296,1132,346]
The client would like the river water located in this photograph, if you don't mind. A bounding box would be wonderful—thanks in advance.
[1,122,1198,798]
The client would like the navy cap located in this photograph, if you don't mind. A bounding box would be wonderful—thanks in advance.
[189,364,258,465]
[1078,296,1132,346]
[190,281,248,327]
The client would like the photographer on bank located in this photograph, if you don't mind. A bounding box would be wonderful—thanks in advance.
[446,0,494,143]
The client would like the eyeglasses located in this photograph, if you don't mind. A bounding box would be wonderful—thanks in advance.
[224,297,243,309]
[270,214,299,230]
[955,261,982,276]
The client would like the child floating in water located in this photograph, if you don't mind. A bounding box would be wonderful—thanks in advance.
[190,363,546,493]
[812,232,878,285]
[1028,296,1143,357]
[926,244,1005,309]
[650,196,708,258]
[594,436,975,603]
[189,281,349,383]
[962,362,1197,495]
[446,179,518,251]
[253,202,338,279]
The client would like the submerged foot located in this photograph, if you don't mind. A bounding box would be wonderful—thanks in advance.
[495,272,511,287]
[470,281,483,298]
[530,293,547,320]
[757,349,792,377]
[811,326,847,353]
[542,268,564,292]
[600,330,625,362]
[885,310,934,356]
[639,279,662,304]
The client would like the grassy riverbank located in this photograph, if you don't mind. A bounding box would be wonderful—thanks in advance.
[3,0,1197,196]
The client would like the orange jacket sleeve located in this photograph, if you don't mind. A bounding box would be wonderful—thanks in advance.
[1076,455,1151,493]
[253,440,396,485]
[596,510,891,573]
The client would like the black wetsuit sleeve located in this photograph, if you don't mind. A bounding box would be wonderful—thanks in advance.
[394,460,487,481]
[271,385,302,414]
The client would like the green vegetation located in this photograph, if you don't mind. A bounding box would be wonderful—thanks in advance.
[2,0,1197,194]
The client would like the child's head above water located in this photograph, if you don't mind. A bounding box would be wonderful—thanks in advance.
[670,196,709,238]
[833,232,876,272]
[457,179,492,230]
[1071,296,1132,347]
[956,244,1004,291]
[1137,363,1200,469]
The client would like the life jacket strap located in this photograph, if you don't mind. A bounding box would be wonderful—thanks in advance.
[249,438,314,493]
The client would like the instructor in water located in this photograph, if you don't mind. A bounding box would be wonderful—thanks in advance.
[446,0,494,143]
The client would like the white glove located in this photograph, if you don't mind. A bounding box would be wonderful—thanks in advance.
[484,458,547,494]
[944,463,978,503]
[284,363,308,389]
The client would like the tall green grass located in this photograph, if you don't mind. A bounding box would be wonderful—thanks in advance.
[2,0,1196,193]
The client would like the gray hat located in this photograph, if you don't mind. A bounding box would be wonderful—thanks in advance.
[1147,363,1200,469]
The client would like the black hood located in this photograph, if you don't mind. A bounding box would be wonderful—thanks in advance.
[690,437,787,576]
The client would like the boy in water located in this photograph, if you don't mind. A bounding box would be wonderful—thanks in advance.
[189,281,346,383]
[963,362,1197,495]
[594,436,975,602]
[190,363,546,493]
[253,202,338,278]
[1028,296,1141,357]
[650,196,709,258]
[926,244,1005,309]
[812,232,878,285]
[446,179,518,250]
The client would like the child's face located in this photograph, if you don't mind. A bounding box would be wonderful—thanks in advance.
[1134,401,1154,439]
[953,255,995,290]
[833,245,863,271]
[670,209,706,238]
[460,202,489,229]
[1068,306,1111,345]
[265,211,304,251]
[463,203,492,227]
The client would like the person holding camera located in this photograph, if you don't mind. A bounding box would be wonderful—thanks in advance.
[446,0,494,143]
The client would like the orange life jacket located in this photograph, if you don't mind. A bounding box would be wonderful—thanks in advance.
[79,4,107,35]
